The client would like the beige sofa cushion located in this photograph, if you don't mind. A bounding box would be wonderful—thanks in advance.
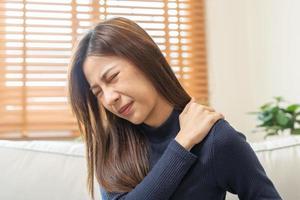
[0,135,299,200]
[0,140,100,200]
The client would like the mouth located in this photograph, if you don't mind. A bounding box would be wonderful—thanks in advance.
[118,101,134,116]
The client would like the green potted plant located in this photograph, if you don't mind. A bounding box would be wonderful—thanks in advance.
[248,96,300,139]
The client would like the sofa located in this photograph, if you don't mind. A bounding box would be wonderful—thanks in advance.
[0,135,299,200]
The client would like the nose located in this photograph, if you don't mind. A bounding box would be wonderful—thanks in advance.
[103,88,120,106]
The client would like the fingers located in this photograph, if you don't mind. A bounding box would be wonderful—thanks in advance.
[210,112,225,124]
[183,97,224,119]
[189,98,215,112]
[201,105,215,112]
[182,97,195,114]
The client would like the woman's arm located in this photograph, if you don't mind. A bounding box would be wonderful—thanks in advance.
[100,139,197,200]
[212,119,282,200]
[100,98,224,200]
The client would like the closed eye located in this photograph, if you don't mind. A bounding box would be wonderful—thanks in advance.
[93,72,119,97]
[94,90,102,97]
[109,72,119,81]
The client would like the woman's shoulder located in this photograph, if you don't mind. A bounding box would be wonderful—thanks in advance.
[190,118,255,170]
[187,118,249,169]
[208,118,247,149]
[210,119,247,140]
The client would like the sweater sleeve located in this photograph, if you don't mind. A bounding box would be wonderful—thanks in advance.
[100,139,198,200]
[212,119,282,200]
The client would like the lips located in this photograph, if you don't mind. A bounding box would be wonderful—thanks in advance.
[118,102,133,114]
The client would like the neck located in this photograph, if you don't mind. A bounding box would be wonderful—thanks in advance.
[143,98,174,128]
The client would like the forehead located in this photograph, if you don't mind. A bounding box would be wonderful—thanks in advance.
[83,56,120,78]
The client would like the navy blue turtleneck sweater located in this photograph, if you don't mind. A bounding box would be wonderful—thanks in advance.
[100,107,282,200]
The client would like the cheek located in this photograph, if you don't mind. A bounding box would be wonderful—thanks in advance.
[119,71,158,103]
[135,84,158,109]
[129,79,157,99]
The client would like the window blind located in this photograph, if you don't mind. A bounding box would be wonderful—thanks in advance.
[0,0,208,139]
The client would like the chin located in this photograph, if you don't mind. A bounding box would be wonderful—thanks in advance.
[128,111,146,125]
[127,114,142,125]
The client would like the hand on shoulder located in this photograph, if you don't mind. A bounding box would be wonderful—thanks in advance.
[175,97,225,150]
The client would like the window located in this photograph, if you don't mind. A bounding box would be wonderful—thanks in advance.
[0,0,208,139]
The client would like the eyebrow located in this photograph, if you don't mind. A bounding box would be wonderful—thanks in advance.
[89,65,118,91]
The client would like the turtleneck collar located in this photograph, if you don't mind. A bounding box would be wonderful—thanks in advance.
[136,107,182,142]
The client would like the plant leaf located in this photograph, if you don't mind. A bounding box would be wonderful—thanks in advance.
[275,110,290,126]
[260,102,273,110]
[247,111,260,115]
[286,104,300,113]
[258,112,273,122]
[274,96,284,103]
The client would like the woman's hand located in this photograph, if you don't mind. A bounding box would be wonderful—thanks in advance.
[175,97,224,151]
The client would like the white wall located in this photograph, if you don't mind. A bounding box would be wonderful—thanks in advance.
[205,0,300,142]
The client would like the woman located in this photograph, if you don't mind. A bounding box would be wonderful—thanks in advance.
[68,17,282,200]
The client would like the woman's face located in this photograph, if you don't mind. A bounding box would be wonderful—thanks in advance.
[83,55,165,125]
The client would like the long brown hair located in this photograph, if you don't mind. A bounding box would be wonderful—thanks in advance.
[68,17,191,199]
